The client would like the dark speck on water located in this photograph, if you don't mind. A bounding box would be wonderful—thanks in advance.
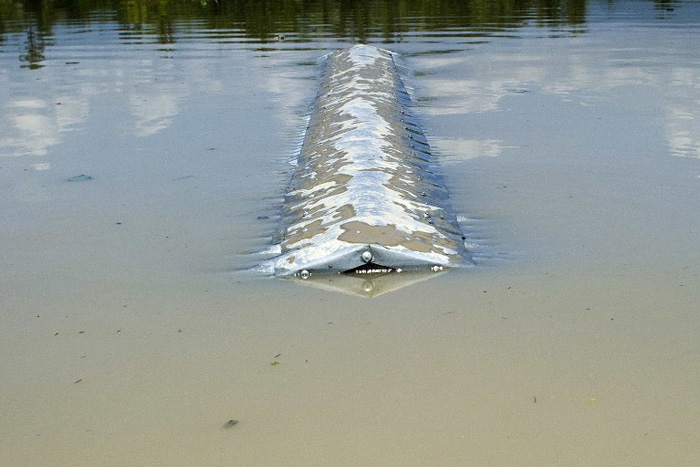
[67,174,93,182]
[224,419,238,428]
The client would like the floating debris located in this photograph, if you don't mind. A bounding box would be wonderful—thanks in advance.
[67,174,93,182]
[223,419,239,428]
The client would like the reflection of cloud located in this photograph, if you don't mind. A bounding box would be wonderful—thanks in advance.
[431,137,505,163]
[0,97,88,158]
[418,58,543,116]
[664,66,700,159]
[56,96,89,128]
[0,59,191,158]
[10,99,46,109]
[182,60,224,93]
[415,43,700,160]
[422,79,504,115]
[259,55,319,140]
[1,108,59,157]
[125,59,187,138]
[666,105,700,159]
[0,46,308,164]
[129,92,179,137]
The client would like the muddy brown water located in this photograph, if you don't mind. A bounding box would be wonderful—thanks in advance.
[1,1,700,465]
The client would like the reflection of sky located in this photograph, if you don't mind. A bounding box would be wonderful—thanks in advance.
[0,38,310,161]
[431,137,505,163]
[1,2,699,164]
[129,91,180,137]
[0,94,88,157]
[415,26,700,160]
[664,67,700,159]
[0,61,185,157]
[666,106,700,159]
[0,57,186,160]
[1,99,63,157]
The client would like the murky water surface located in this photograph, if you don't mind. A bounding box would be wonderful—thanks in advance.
[2,1,700,465]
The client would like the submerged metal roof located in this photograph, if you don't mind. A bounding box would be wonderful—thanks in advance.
[273,44,467,279]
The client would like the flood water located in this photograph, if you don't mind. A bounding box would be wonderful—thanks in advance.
[2,0,700,465]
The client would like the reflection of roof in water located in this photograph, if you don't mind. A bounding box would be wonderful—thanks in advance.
[283,267,448,298]
[273,44,468,279]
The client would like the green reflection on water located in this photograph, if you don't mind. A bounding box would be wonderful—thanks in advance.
[2,0,590,37]
[0,0,671,68]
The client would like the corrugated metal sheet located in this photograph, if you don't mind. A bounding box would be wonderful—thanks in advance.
[274,45,467,279]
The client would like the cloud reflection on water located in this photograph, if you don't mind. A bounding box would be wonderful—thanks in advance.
[1,1,699,163]
[415,35,700,161]
[431,137,505,163]
[1,99,63,157]
[129,91,180,137]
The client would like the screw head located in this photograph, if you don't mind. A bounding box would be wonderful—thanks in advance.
[361,250,373,263]
[299,269,310,280]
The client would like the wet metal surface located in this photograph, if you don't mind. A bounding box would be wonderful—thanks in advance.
[273,45,466,277]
